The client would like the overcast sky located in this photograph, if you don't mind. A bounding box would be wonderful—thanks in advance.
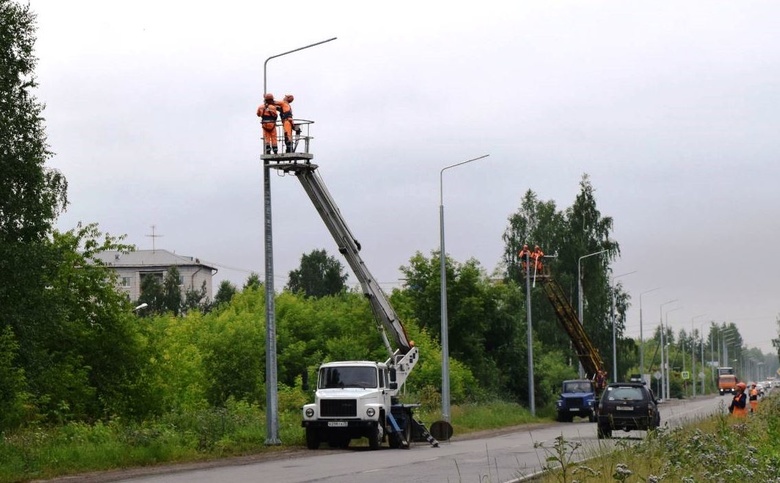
[32,1,780,356]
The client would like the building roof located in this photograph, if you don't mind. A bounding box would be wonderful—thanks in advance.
[94,249,217,271]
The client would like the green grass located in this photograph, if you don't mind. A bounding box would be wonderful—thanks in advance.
[535,394,780,482]
[0,400,540,483]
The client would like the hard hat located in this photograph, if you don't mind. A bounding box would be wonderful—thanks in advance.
[737,382,747,390]
[264,93,274,101]
[285,94,294,102]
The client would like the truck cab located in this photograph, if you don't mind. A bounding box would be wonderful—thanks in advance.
[718,374,738,395]
[556,379,597,422]
[302,361,396,449]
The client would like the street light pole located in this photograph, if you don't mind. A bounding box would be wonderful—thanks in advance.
[523,246,535,416]
[690,313,706,397]
[658,299,678,400]
[664,306,682,400]
[639,287,661,381]
[577,249,608,378]
[262,37,336,445]
[439,154,489,422]
[611,271,636,380]
[700,320,708,394]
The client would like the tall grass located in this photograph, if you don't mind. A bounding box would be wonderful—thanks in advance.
[0,399,303,483]
[535,394,780,482]
[0,400,538,483]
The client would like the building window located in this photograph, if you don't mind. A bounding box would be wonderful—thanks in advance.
[121,277,131,288]
[140,272,164,284]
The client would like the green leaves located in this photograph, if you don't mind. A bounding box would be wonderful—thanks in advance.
[286,249,348,298]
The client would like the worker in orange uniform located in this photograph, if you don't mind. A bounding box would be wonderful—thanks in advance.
[729,382,748,417]
[257,93,279,154]
[532,245,545,273]
[749,382,759,413]
[274,94,295,153]
[518,244,531,273]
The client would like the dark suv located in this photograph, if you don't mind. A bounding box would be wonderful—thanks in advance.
[597,382,660,439]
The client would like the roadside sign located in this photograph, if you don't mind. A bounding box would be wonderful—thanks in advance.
[654,371,662,380]
[681,371,690,380]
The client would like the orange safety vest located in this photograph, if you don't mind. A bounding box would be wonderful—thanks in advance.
[257,104,278,127]
[533,249,544,269]
[730,392,748,417]
[274,100,293,120]
[750,388,759,412]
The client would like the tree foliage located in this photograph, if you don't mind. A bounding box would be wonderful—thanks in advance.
[0,0,67,244]
[212,280,237,309]
[399,251,522,398]
[286,249,348,298]
[501,174,628,381]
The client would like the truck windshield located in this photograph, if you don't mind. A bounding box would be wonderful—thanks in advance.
[319,366,378,389]
[564,382,591,393]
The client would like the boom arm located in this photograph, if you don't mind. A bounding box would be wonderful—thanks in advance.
[541,275,605,379]
[282,163,414,357]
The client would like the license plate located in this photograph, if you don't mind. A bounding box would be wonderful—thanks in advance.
[327,421,348,427]
[569,408,580,412]
[616,406,634,411]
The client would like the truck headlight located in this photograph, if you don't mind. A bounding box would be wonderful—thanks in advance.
[366,408,376,417]
[305,408,315,418]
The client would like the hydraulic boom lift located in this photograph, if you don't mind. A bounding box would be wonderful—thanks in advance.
[263,136,438,449]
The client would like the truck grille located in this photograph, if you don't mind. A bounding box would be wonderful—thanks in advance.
[320,399,357,418]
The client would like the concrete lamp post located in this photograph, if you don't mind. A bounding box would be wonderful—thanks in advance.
[664,305,683,399]
[262,37,337,445]
[439,154,489,422]
[610,270,636,380]
[690,313,706,397]
[658,299,678,400]
[639,287,661,381]
[577,249,608,378]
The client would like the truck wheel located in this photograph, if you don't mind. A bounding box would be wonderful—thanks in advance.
[368,421,384,450]
[389,419,412,449]
[305,427,320,450]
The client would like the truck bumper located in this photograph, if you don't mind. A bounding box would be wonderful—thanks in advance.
[302,420,374,429]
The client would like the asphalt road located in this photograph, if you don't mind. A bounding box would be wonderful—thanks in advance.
[86,395,725,483]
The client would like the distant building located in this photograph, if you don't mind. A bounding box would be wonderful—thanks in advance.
[94,249,217,302]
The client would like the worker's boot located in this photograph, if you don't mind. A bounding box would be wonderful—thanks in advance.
[285,142,293,153]
[272,146,278,154]
[265,145,271,155]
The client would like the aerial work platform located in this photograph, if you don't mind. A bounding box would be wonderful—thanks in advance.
[260,118,314,163]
